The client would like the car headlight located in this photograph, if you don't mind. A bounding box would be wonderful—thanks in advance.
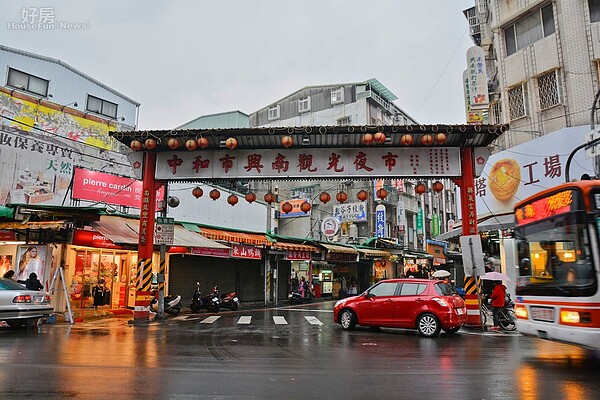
[335,299,347,308]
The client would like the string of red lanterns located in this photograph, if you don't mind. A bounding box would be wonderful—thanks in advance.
[129,130,452,151]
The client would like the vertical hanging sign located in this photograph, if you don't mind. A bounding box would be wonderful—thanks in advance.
[416,207,424,235]
[432,213,440,237]
[375,204,386,238]
[466,46,489,109]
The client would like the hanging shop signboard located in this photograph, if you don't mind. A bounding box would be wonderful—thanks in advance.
[285,250,312,260]
[376,204,386,238]
[230,243,262,259]
[72,229,125,250]
[155,148,461,180]
[190,247,230,258]
[333,202,367,222]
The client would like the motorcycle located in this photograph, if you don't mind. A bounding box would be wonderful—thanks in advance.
[190,282,220,313]
[215,287,240,311]
[149,292,182,316]
[288,286,313,304]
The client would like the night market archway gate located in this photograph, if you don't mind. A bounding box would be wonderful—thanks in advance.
[111,124,507,322]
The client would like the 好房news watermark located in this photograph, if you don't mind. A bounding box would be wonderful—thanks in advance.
[7,7,89,30]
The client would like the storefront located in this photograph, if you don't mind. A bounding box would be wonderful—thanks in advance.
[318,243,360,298]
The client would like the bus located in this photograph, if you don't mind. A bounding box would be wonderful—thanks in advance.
[513,180,600,349]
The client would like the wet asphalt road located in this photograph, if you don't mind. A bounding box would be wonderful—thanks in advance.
[1,301,599,400]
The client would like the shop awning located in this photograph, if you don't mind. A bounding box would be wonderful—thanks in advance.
[0,206,15,219]
[173,225,228,249]
[356,248,391,257]
[435,213,515,241]
[199,227,270,246]
[270,242,320,252]
[0,220,68,230]
[319,243,359,255]
[90,216,228,249]
[89,215,139,244]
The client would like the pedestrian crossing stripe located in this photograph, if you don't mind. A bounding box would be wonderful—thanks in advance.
[273,316,287,325]
[304,316,323,326]
[237,316,252,324]
[200,316,221,324]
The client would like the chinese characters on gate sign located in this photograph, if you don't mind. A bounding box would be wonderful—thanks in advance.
[155,148,461,180]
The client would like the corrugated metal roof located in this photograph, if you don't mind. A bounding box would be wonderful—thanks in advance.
[112,124,507,152]
[367,78,398,102]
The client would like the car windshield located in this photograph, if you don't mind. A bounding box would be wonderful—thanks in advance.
[0,278,28,290]
[434,282,456,296]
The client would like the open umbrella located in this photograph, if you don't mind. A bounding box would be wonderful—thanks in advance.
[480,271,511,281]
[432,270,451,278]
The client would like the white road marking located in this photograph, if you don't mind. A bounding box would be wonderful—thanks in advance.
[172,316,189,321]
[200,316,221,324]
[237,316,252,324]
[273,316,288,325]
[304,316,323,326]
[284,308,333,313]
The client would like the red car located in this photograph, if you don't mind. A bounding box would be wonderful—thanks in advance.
[333,278,467,337]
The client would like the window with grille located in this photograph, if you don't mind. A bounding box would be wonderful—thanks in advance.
[590,0,600,23]
[538,70,561,110]
[337,116,351,126]
[7,68,49,97]
[86,95,118,118]
[331,88,344,104]
[508,84,528,120]
[504,4,555,56]
[268,105,280,120]
[490,101,502,124]
[298,97,311,113]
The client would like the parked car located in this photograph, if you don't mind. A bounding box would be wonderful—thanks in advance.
[333,278,467,337]
[0,278,53,328]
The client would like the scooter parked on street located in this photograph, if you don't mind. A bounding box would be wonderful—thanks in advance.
[216,287,240,311]
[190,282,220,313]
[288,286,313,304]
[149,292,182,316]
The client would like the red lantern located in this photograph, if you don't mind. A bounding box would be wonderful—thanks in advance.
[225,137,238,149]
[209,189,221,200]
[282,201,293,214]
[264,192,276,204]
[185,139,198,150]
[336,191,348,203]
[227,194,239,206]
[376,188,388,199]
[281,135,294,147]
[245,192,257,203]
[192,187,203,198]
[415,182,427,195]
[167,138,180,149]
[374,131,386,144]
[357,190,368,201]
[401,134,413,146]
[420,134,433,146]
[435,133,447,145]
[197,137,209,148]
[300,201,311,213]
[144,138,157,150]
[432,181,444,192]
[362,133,374,145]
[130,140,143,151]
[319,192,331,204]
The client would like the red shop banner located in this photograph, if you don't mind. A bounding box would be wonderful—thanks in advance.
[285,250,311,260]
[71,167,164,209]
[72,229,125,250]
[231,244,262,259]
[0,229,16,241]
[190,247,230,258]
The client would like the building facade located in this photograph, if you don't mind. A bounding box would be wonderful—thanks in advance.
[464,0,599,151]
[249,79,458,253]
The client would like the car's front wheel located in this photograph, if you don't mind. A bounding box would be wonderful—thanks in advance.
[6,319,26,328]
[417,313,441,337]
[339,309,356,331]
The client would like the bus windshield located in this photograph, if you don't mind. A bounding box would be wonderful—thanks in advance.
[514,211,597,296]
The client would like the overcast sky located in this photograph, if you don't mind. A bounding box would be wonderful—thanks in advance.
[1,0,477,130]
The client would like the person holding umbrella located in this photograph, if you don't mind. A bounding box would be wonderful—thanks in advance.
[489,280,506,330]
